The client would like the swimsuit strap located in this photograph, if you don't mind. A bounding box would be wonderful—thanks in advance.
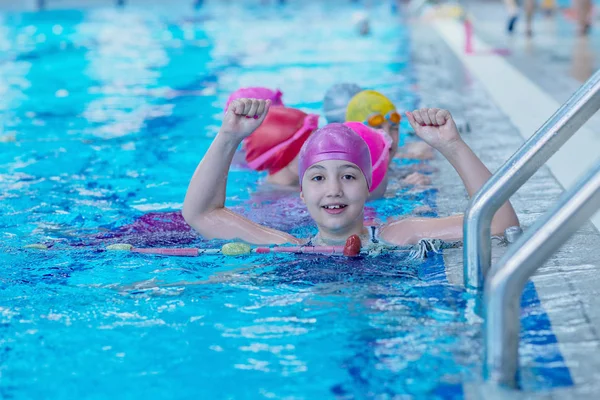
[369,225,379,244]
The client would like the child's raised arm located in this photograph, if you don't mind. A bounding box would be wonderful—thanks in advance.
[182,98,301,245]
[380,108,519,245]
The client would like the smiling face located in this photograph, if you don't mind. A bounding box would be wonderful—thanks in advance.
[300,159,369,241]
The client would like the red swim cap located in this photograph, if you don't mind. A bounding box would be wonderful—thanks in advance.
[243,106,319,175]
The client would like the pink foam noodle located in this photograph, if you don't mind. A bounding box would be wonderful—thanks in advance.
[254,246,346,255]
[131,247,200,256]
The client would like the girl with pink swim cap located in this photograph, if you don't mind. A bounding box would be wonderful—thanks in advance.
[183,98,519,247]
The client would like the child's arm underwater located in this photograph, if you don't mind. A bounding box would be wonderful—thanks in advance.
[380,108,519,245]
[182,98,302,245]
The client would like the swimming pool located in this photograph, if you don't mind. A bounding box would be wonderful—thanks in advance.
[0,1,573,398]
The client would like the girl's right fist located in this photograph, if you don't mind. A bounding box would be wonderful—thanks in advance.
[220,98,271,139]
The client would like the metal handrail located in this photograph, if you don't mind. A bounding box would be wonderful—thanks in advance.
[484,160,600,388]
[463,69,600,290]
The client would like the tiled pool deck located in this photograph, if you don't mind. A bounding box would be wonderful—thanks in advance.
[412,4,600,397]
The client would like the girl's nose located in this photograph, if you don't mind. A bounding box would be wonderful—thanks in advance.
[325,179,343,197]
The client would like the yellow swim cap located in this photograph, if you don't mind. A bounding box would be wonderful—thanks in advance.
[345,90,396,123]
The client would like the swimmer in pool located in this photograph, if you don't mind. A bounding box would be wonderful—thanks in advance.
[182,98,519,247]
[324,84,434,190]
[241,107,320,187]
[324,84,434,161]
[225,87,312,187]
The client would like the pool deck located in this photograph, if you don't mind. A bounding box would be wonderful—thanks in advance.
[412,3,600,398]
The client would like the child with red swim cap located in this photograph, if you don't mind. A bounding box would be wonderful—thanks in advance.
[225,87,318,186]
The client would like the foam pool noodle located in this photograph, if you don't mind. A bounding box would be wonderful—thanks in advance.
[107,243,134,251]
[24,244,48,250]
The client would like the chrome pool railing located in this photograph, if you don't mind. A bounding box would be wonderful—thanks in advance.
[484,160,600,388]
[463,69,600,290]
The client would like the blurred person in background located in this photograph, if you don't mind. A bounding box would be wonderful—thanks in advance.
[575,0,593,35]
[505,0,538,36]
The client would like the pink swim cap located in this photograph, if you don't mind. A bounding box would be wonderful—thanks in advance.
[343,122,391,192]
[225,87,284,112]
[298,123,372,189]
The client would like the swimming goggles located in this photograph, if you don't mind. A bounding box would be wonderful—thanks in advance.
[364,110,401,128]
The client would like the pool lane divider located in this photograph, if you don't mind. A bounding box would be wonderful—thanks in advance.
[116,242,356,256]
[23,240,358,257]
[22,237,457,259]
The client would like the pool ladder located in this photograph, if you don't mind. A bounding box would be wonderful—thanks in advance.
[462,69,600,388]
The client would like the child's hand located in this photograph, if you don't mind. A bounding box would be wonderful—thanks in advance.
[220,98,271,139]
[398,142,434,160]
[402,172,431,186]
[405,108,461,152]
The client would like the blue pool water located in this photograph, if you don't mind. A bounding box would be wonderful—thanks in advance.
[0,1,571,398]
